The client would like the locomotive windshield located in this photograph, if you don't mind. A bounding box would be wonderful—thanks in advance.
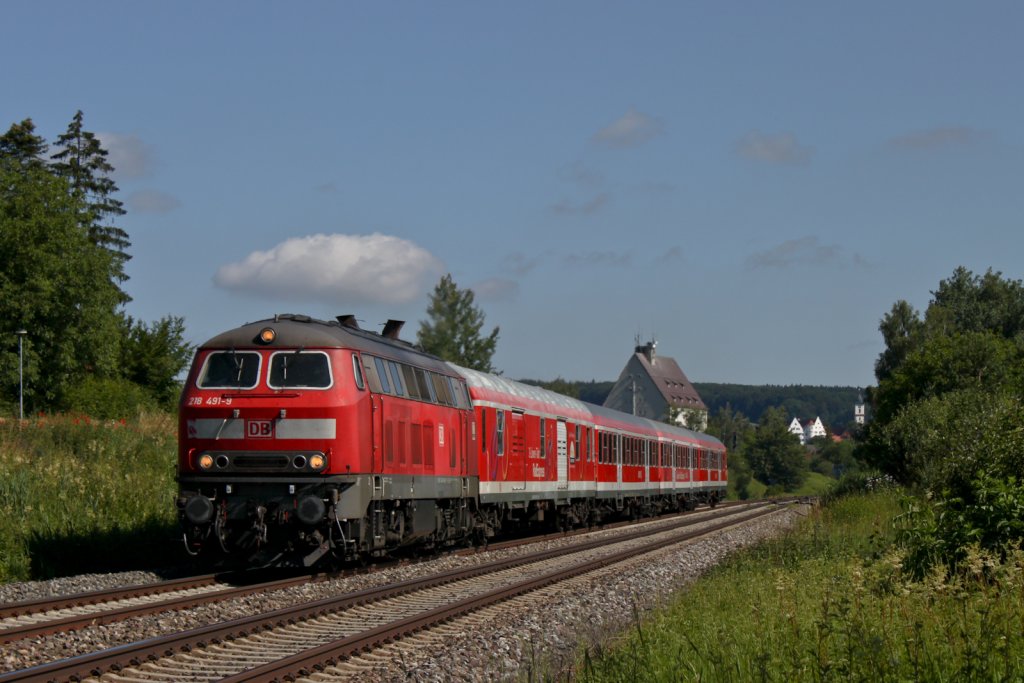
[197,351,261,389]
[268,351,332,389]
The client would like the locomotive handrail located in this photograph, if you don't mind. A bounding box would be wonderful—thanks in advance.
[219,392,301,399]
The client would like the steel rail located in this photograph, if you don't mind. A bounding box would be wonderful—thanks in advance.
[0,573,323,645]
[0,574,222,620]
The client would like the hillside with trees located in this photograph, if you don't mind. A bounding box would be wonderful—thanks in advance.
[519,379,861,434]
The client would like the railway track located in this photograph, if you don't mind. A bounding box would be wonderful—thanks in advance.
[0,501,791,683]
[0,572,316,645]
[0,501,738,647]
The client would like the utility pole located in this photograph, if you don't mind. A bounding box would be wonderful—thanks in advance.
[15,329,27,420]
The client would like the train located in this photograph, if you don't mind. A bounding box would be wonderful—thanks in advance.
[175,314,727,566]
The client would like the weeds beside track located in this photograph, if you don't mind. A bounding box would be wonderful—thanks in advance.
[578,490,1024,682]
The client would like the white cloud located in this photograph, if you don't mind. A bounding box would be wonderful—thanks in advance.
[889,126,985,150]
[473,277,520,303]
[97,132,154,179]
[656,246,684,264]
[502,252,540,276]
[214,233,444,305]
[549,192,610,216]
[560,161,606,188]
[592,109,665,148]
[736,131,813,165]
[746,236,868,270]
[128,189,181,213]
[563,251,632,268]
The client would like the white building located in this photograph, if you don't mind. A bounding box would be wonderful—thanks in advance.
[804,416,827,440]
[788,417,806,444]
[854,395,866,425]
[789,416,827,445]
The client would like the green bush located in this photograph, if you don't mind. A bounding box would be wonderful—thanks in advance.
[898,475,1024,581]
[62,376,156,420]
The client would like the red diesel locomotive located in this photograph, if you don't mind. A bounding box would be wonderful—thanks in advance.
[176,314,727,565]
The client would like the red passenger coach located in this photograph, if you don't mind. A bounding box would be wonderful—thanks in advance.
[176,314,726,566]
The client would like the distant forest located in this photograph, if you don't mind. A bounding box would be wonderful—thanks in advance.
[519,379,863,434]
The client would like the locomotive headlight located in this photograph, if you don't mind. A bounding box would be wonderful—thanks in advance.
[198,454,214,470]
[309,454,326,471]
[257,327,276,344]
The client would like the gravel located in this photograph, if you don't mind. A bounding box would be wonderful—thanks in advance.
[0,504,806,679]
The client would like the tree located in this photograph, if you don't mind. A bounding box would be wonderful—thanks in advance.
[874,300,924,383]
[744,407,808,491]
[120,315,194,407]
[0,162,123,409]
[862,267,1024,483]
[707,403,754,453]
[521,377,580,398]
[51,110,131,302]
[707,404,756,499]
[857,267,1024,578]
[0,119,49,172]
[417,274,500,372]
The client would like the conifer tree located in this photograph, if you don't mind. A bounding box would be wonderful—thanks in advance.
[51,110,131,302]
[0,119,49,171]
[417,274,500,373]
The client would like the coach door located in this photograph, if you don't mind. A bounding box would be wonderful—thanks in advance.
[556,419,568,490]
[615,433,623,507]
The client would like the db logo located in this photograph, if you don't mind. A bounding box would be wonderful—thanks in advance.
[247,419,274,438]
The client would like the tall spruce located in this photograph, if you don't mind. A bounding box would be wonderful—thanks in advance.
[51,110,132,302]
[417,274,500,372]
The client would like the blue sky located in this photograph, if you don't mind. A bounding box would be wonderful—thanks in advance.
[4,2,1022,388]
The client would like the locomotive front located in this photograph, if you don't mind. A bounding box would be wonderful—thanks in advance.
[176,315,368,565]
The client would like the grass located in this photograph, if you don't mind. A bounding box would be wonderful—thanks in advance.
[728,471,833,501]
[792,471,835,496]
[0,413,181,582]
[577,490,1024,682]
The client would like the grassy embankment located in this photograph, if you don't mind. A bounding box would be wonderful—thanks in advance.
[729,471,835,500]
[579,490,1024,681]
[0,414,180,582]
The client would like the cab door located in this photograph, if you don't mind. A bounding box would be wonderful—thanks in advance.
[370,393,384,473]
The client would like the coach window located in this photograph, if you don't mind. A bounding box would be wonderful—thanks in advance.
[413,368,434,403]
[431,372,453,406]
[373,357,392,394]
[359,356,383,393]
[387,361,405,397]
[496,409,506,457]
[540,419,546,459]
[351,354,365,390]
[447,378,463,408]
[573,425,580,463]
[401,364,420,400]
[197,351,260,389]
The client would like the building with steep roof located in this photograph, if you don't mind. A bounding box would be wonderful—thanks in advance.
[602,340,708,431]
[789,416,828,445]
